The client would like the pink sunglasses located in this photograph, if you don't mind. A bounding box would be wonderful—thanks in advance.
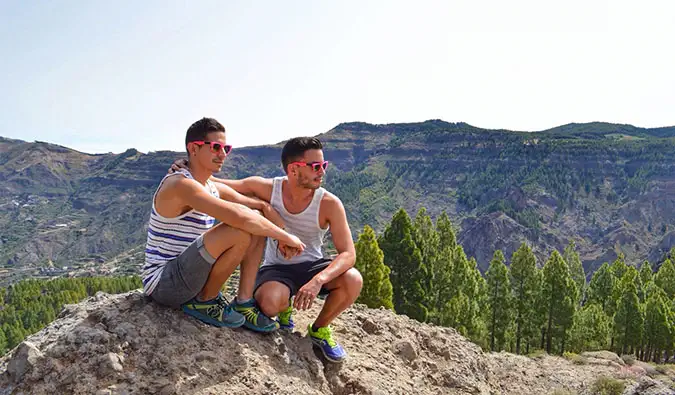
[191,141,233,155]
[290,160,329,172]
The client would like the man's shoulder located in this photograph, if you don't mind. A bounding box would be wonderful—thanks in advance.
[319,190,344,209]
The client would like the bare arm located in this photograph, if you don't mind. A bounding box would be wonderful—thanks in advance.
[213,179,285,229]
[210,176,274,202]
[294,193,356,310]
[175,177,300,248]
[312,195,356,285]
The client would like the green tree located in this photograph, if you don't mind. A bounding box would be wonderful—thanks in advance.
[587,262,616,314]
[563,240,585,304]
[354,225,394,310]
[486,250,513,351]
[642,284,671,363]
[0,327,6,354]
[380,208,428,320]
[510,243,541,354]
[413,207,440,312]
[655,258,675,299]
[568,304,611,352]
[639,261,654,302]
[542,250,578,354]
[614,267,644,355]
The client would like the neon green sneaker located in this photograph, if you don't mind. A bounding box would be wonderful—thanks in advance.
[307,324,347,363]
[231,298,279,333]
[277,304,294,330]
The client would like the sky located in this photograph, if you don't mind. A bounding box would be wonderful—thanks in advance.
[1,0,673,154]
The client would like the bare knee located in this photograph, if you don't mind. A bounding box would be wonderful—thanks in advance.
[256,285,289,316]
[343,268,363,296]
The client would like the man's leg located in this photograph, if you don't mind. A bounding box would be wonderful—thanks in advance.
[255,281,292,317]
[236,234,265,301]
[314,268,363,327]
[307,268,362,363]
[231,235,280,332]
[198,223,252,300]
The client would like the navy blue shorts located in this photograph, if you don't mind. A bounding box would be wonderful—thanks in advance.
[254,258,333,297]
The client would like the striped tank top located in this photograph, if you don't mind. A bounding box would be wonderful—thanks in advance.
[142,169,219,294]
[262,176,329,266]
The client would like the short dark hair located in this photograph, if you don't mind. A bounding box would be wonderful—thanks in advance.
[185,118,225,149]
[281,137,323,174]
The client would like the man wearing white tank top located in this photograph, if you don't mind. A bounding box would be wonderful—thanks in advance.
[214,137,363,363]
[146,118,305,333]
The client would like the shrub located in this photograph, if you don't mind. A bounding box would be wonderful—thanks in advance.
[590,377,624,395]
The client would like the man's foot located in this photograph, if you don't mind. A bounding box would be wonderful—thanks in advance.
[307,324,347,363]
[231,298,279,333]
[182,294,245,328]
[277,303,295,331]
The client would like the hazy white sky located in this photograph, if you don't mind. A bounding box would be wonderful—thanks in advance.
[1,0,673,154]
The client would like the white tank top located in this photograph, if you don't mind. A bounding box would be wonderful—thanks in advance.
[262,177,328,266]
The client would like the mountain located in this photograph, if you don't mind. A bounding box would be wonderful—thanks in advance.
[1,291,671,394]
[1,120,674,284]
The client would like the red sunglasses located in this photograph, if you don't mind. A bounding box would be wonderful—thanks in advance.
[191,141,233,155]
[290,160,329,172]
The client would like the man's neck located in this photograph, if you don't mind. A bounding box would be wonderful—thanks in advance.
[284,178,314,202]
[187,163,212,185]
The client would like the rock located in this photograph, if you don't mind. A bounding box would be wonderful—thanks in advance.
[581,351,625,366]
[394,340,418,361]
[362,318,381,334]
[6,341,43,383]
[99,352,124,375]
[2,291,675,394]
[632,360,660,377]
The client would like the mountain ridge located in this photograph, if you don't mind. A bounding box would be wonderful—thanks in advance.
[1,119,674,285]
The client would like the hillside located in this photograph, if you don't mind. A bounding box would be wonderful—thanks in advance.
[1,291,673,394]
[1,120,675,284]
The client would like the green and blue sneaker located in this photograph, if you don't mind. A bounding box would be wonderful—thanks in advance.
[231,298,279,333]
[182,293,245,328]
[308,324,347,363]
[277,303,295,331]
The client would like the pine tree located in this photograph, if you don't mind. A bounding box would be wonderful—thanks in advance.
[486,250,512,351]
[380,208,428,320]
[0,327,6,354]
[563,240,586,304]
[643,284,671,363]
[655,258,675,299]
[542,250,578,354]
[413,207,440,313]
[380,208,414,312]
[569,304,611,352]
[639,261,654,302]
[587,262,616,314]
[431,212,456,323]
[354,225,394,310]
[436,211,457,250]
[614,267,644,355]
[510,243,541,354]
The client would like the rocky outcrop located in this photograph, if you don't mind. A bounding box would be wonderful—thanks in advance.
[3,292,675,394]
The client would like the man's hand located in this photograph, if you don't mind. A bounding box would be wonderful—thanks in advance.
[294,278,322,310]
[283,234,305,256]
[277,242,301,259]
[168,158,189,174]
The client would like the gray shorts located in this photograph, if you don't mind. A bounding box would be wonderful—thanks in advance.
[149,235,216,308]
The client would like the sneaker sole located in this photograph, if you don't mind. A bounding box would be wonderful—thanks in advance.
[310,338,347,363]
[182,306,245,328]
[242,320,280,333]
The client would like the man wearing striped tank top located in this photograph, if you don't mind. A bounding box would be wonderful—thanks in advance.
[145,117,305,332]
[213,137,363,362]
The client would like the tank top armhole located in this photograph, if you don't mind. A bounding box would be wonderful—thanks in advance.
[152,171,192,211]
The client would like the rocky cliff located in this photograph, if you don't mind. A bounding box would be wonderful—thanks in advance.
[1,292,673,394]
